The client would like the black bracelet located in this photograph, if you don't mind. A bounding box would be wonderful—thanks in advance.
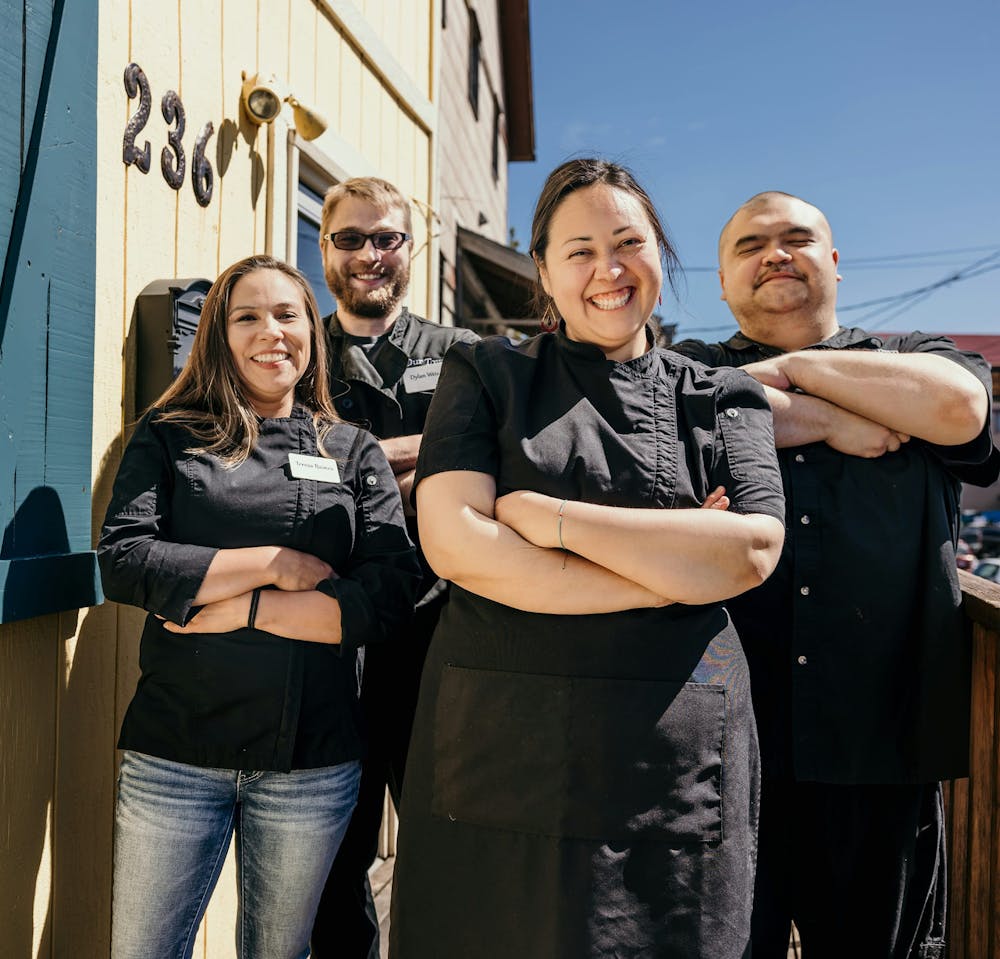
[247,587,262,630]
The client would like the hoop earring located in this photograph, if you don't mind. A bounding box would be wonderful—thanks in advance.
[540,301,559,333]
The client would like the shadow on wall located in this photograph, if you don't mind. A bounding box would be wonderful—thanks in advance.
[1,486,102,626]
[1,487,70,623]
[0,428,145,958]
[1,486,71,558]
[0,489,75,956]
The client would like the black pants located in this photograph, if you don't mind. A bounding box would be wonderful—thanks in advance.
[310,595,444,959]
[750,780,947,959]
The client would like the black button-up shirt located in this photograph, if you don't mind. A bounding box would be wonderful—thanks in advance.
[325,308,479,441]
[672,328,1000,783]
[98,406,421,772]
[326,308,479,600]
[417,329,785,528]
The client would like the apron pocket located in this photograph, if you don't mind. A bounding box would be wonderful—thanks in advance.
[431,665,724,843]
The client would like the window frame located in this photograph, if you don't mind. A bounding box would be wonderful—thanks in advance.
[467,11,481,119]
[491,94,501,181]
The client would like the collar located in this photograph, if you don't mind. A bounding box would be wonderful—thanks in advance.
[554,322,660,376]
[327,307,410,342]
[255,401,311,431]
[326,309,415,396]
[723,325,885,356]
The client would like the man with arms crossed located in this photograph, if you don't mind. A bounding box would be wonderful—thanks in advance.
[673,192,998,958]
[309,177,478,959]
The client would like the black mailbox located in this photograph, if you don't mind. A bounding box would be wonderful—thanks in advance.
[134,277,212,413]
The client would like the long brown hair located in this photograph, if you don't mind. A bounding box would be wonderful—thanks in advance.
[528,158,682,325]
[152,255,338,465]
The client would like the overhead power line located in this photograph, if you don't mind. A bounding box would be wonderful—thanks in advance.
[844,249,1000,330]
[671,322,739,335]
[840,249,1000,312]
[840,243,1000,265]
[673,247,1000,336]
[680,242,1000,274]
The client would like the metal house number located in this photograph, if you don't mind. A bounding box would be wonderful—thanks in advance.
[122,62,215,208]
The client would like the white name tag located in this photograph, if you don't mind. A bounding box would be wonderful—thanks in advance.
[289,453,341,483]
[402,358,443,393]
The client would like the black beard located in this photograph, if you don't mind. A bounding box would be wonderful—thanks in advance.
[325,263,410,320]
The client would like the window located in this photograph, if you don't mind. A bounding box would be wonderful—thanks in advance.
[468,12,481,119]
[296,181,337,318]
[287,140,348,318]
[491,95,501,181]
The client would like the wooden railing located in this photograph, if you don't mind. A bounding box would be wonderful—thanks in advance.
[945,570,1000,958]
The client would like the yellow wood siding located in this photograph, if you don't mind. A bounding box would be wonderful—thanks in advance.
[2,1,438,955]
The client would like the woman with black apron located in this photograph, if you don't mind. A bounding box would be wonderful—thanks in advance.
[389,160,786,958]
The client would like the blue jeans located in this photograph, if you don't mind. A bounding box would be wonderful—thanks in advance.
[112,750,361,959]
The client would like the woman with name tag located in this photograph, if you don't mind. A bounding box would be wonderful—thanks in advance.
[99,254,420,959]
[388,160,786,958]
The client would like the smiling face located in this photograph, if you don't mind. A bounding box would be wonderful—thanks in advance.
[227,268,312,418]
[536,183,662,361]
[718,193,841,350]
[321,195,411,330]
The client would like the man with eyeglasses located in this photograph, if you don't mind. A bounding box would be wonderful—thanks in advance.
[310,176,478,959]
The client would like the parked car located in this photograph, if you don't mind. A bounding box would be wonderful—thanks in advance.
[972,558,1000,584]
[960,521,1000,558]
[956,539,977,571]
[982,526,1000,557]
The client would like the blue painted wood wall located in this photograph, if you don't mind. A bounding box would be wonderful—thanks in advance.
[0,0,102,623]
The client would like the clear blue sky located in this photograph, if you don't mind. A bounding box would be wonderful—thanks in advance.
[507,0,1000,338]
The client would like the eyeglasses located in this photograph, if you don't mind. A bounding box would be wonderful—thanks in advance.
[322,231,410,252]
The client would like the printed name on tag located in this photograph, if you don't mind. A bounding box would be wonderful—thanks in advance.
[402,358,444,393]
[289,453,341,483]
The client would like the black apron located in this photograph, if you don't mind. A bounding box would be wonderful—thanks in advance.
[390,332,783,958]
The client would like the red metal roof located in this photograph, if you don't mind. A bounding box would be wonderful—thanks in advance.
[883,333,1000,366]
[945,335,1000,367]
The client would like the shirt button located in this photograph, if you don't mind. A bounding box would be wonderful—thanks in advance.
[365,474,378,486]
[724,408,740,419]
[794,454,805,463]
[800,586,810,596]
[797,655,808,666]
[800,515,811,525]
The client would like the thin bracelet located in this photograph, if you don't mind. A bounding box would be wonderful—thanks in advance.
[247,587,262,630]
[557,499,568,569]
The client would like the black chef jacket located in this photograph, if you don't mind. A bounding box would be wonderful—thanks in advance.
[417,329,785,524]
[671,327,1000,784]
[325,308,479,600]
[98,405,422,773]
[389,329,785,959]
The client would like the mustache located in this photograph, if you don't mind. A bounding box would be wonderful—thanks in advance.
[754,266,804,289]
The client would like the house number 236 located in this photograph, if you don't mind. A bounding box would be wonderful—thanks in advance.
[122,62,215,208]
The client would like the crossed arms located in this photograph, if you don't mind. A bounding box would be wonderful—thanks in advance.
[161,546,343,643]
[416,473,783,616]
[744,350,989,456]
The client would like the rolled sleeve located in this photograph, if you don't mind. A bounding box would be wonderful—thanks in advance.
[885,332,999,485]
[414,341,500,484]
[707,369,786,522]
[326,432,422,655]
[97,414,217,625]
